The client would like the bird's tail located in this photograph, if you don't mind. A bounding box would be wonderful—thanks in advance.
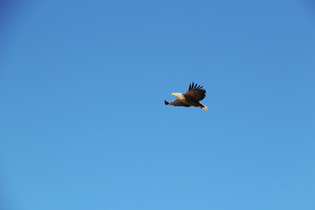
[164,100,169,105]
[201,104,208,111]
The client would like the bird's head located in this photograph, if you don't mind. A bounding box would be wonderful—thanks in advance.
[172,92,184,99]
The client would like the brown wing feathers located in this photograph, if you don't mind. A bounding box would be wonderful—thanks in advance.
[166,99,191,107]
[185,82,206,101]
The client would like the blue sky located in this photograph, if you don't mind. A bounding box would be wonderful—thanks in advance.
[1,1,314,209]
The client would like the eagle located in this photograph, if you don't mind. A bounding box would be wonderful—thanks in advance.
[164,82,208,111]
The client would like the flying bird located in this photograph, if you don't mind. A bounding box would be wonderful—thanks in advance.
[164,82,208,111]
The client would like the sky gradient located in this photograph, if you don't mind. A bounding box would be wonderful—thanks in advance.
[1,1,315,209]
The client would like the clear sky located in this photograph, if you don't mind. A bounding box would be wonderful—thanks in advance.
[1,1,314,209]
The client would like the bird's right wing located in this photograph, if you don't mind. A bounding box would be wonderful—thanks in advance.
[184,82,206,101]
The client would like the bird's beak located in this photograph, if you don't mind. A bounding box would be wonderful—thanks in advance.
[171,93,175,95]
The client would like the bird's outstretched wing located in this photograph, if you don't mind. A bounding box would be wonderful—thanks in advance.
[184,82,206,101]
[165,99,191,107]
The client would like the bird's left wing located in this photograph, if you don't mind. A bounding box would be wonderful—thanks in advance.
[167,99,191,107]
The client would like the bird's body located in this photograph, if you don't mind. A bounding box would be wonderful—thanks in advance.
[164,82,208,111]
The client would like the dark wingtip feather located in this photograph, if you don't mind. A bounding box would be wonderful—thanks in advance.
[164,100,169,105]
[189,82,194,90]
[189,82,205,91]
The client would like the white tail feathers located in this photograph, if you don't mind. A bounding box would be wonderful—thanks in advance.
[202,105,208,111]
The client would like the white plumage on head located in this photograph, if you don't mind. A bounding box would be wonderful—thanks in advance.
[171,92,185,100]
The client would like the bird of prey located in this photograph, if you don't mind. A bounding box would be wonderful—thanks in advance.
[164,82,208,111]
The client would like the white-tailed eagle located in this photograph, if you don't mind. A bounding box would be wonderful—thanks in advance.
[164,82,208,111]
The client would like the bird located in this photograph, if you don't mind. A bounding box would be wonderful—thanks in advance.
[164,82,208,111]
